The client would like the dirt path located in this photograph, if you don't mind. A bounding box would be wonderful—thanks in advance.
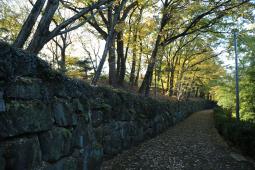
[102,110,255,170]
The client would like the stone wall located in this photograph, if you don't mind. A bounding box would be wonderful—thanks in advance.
[0,42,212,170]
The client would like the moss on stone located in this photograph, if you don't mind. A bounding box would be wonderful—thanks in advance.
[62,128,72,139]
[92,142,102,149]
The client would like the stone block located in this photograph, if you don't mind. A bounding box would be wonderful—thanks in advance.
[52,98,78,127]
[5,77,48,100]
[85,144,103,170]
[72,98,89,122]
[0,146,5,170]
[0,100,53,139]
[41,157,78,170]
[102,123,122,156]
[39,127,72,162]
[1,136,42,170]
[91,111,103,127]
[94,126,103,144]
[71,118,96,149]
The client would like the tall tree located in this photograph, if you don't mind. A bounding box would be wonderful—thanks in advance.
[12,0,111,53]
[13,0,46,48]
[139,0,248,96]
[91,0,128,85]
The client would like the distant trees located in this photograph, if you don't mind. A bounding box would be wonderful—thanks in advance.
[91,0,133,86]
[138,0,249,96]
[0,0,24,42]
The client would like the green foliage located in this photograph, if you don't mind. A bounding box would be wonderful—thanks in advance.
[65,56,93,79]
[214,107,255,159]
[0,1,23,42]
[211,76,235,111]
[211,20,255,122]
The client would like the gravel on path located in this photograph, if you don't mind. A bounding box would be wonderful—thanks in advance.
[102,110,255,170]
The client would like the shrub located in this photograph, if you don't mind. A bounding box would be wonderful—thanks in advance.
[214,106,255,159]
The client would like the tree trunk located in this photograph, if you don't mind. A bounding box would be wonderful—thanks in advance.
[91,30,116,85]
[107,5,117,86]
[154,66,157,97]
[138,9,169,96]
[13,0,46,48]
[139,34,161,96]
[116,49,121,79]
[134,39,142,86]
[169,69,175,96]
[117,6,134,86]
[91,0,127,85]
[118,28,131,86]
[117,31,125,86]
[26,0,59,54]
[60,46,66,74]
[166,67,170,93]
[161,78,165,95]
[129,53,136,86]
[129,32,138,86]
[195,87,199,97]
[108,43,117,86]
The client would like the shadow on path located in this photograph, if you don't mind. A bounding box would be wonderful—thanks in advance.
[102,110,255,170]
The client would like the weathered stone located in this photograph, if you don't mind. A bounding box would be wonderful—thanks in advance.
[154,115,164,133]
[144,127,154,138]
[41,157,78,170]
[91,102,112,113]
[0,146,5,170]
[120,123,132,149]
[102,135,113,156]
[113,107,135,121]
[94,126,103,144]
[12,49,39,76]
[0,91,5,112]
[91,111,103,127]
[1,136,41,170]
[49,82,69,98]
[0,100,53,139]
[64,80,84,98]
[52,98,78,127]
[85,144,103,170]
[39,127,72,162]
[65,145,103,170]
[72,98,89,122]
[0,43,38,79]
[90,101,112,122]
[71,118,96,150]
[127,121,138,136]
[103,122,123,156]
[5,77,48,100]
[48,79,85,99]
[95,87,122,108]
[132,126,144,144]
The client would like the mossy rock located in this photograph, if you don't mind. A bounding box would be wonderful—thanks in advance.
[72,98,89,122]
[0,136,42,170]
[5,77,47,100]
[41,157,78,170]
[0,100,53,139]
[90,101,112,113]
[52,97,78,127]
[38,127,73,162]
